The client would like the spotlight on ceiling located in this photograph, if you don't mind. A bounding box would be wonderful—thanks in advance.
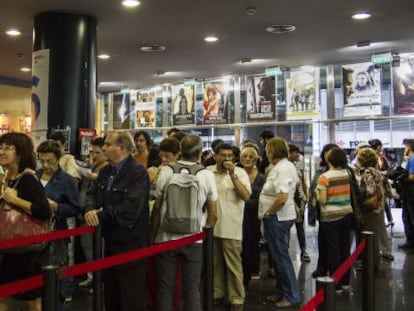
[122,0,141,8]
[98,54,110,59]
[6,28,21,36]
[204,36,218,43]
[352,12,372,20]
[20,67,31,72]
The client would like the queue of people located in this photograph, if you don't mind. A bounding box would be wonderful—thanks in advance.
[0,129,411,311]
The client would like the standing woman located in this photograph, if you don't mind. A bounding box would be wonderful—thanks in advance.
[0,133,51,311]
[316,147,353,293]
[258,137,301,308]
[240,145,266,291]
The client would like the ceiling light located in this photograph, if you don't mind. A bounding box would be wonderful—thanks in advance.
[6,28,21,36]
[122,0,141,8]
[20,67,31,72]
[204,36,218,43]
[141,44,166,52]
[352,12,372,20]
[98,54,110,59]
[266,25,296,34]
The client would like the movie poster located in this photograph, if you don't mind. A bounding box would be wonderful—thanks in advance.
[202,81,231,125]
[246,76,276,122]
[79,128,97,158]
[393,55,414,115]
[135,91,156,128]
[342,62,382,117]
[171,84,195,125]
[112,93,130,129]
[286,69,320,120]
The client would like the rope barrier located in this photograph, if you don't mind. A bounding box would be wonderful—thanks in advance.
[0,226,95,251]
[299,289,324,311]
[0,231,206,298]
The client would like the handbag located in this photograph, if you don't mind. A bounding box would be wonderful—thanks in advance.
[346,168,365,227]
[363,186,382,211]
[0,172,51,253]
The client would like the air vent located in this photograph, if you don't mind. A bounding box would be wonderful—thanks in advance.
[266,24,296,34]
[141,45,166,52]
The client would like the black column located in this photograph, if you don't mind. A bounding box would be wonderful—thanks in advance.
[33,11,96,157]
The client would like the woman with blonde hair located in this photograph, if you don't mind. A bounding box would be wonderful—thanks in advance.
[240,145,265,291]
[258,137,301,308]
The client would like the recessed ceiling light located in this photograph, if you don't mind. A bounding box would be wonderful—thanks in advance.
[141,44,166,52]
[356,40,371,47]
[122,0,141,8]
[352,12,372,20]
[266,25,296,34]
[6,28,21,36]
[98,54,110,59]
[20,67,31,72]
[204,36,218,43]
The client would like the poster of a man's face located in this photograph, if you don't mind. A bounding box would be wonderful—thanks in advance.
[171,84,194,125]
[393,55,414,115]
[246,76,276,121]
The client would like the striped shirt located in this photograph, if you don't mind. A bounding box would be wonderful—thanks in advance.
[316,169,353,222]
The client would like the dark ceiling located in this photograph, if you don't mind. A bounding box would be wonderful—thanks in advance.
[1,0,414,93]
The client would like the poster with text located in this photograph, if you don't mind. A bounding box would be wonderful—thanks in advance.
[342,62,382,117]
[135,92,156,128]
[112,93,130,129]
[246,76,276,122]
[286,69,320,120]
[79,128,97,158]
[393,55,414,115]
[171,84,195,125]
[202,81,230,124]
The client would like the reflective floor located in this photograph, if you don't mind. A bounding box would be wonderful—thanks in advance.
[70,208,414,310]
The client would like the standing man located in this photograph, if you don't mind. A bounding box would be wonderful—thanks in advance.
[399,140,414,249]
[258,130,274,174]
[151,134,218,311]
[85,131,149,311]
[132,130,161,168]
[208,143,251,311]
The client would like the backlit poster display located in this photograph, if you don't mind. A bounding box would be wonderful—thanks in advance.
[342,62,382,117]
[135,91,156,128]
[202,80,231,125]
[246,76,276,122]
[112,93,130,129]
[393,55,414,115]
[286,69,320,120]
[171,84,195,125]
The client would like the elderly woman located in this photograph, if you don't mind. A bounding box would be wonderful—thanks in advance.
[240,144,266,291]
[36,140,80,306]
[259,137,301,308]
[356,147,393,263]
[0,133,51,311]
[316,147,353,293]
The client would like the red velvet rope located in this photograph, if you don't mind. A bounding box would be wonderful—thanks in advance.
[300,289,324,311]
[0,231,206,298]
[0,226,95,251]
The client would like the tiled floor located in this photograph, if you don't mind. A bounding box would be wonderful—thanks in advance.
[70,208,414,310]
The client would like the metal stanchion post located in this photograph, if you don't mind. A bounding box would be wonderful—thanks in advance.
[203,227,213,311]
[316,276,336,311]
[41,265,59,311]
[361,231,375,311]
[93,224,103,311]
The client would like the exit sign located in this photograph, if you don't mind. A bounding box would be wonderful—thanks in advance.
[265,66,283,77]
[371,53,393,64]
[184,78,196,86]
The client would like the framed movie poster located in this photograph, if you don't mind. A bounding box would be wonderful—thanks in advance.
[246,76,276,122]
[202,80,232,125]
[171,84,195,126]
[286,68,320,120]
[342,62,382,117]
[393,55,414,115]
[135,91,156,128]
[112,93,130,129]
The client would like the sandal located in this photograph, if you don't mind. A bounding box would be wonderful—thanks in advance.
[382,254,394,261]
[266,295,282,303]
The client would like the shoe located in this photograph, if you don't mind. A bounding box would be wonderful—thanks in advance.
[355,263,363,271]
[386,221,395,228]
[64,296,73,304]
[266,295,282,303]
[268,268,275,278]
[301,251,311,263]
[382,253,394,261]
[230,304,243,311]
[335,289,343,295]
[78,279,93,287]
[311,268,327,278]
[398,243,414,249]
[341,285,350,291]
[274,299,300,308]
[251,272,261,280]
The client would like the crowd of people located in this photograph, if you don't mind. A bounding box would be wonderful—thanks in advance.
[0,128,413,311]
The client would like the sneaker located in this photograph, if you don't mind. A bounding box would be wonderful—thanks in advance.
[381,253,394,261]
[274,299,300,308]
[64,296,73,304]
[266,295,282,303]
[251,273,261,280]
[301,251,311,263]
[335,289,343,295]
[78,279,93,288]
[341,285,350,291]
[311,268,327,278]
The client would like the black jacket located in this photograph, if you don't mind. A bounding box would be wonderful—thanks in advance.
[85,155,149,254]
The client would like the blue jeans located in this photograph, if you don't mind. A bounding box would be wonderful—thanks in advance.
[263,216,301,304]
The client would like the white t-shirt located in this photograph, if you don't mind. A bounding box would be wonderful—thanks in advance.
[207,165,251,241]
[259,158,298,221]
[154,160,218,243]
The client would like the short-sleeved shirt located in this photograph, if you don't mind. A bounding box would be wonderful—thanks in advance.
[207,165,251,240]
[406,155,414,175]
[259,158,298,221]
[316,169,353,222]
[154,160,218,243]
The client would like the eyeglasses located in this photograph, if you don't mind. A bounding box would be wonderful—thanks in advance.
[0,145,15,152]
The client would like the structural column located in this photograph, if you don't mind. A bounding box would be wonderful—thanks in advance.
[32,11,97,156]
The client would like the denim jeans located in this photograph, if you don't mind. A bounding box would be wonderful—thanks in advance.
[156,243,203,311]
[263,216,301,304]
